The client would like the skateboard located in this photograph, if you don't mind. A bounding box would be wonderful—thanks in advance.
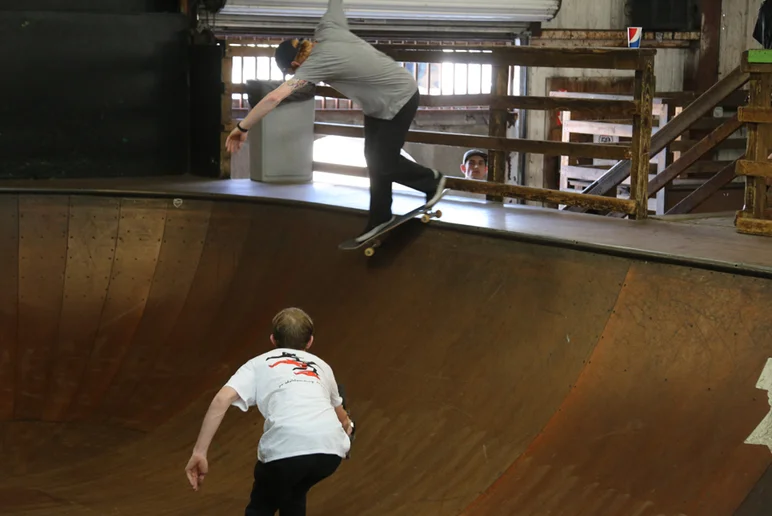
[338,189,449,256]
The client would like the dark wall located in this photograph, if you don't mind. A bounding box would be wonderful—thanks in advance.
[190,39,225,178]
[0,1,180,13]
[0,7,190,179]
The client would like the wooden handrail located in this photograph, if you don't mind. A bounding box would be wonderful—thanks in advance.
[313,162,368,177]
[444,178,637,214]
[736,160,772,178]
[313,122,631,161]
[666,158,742,215]
[230,83,638,115]
[647,115,742,196]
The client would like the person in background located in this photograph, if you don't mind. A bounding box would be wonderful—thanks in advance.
[460,149,488,180]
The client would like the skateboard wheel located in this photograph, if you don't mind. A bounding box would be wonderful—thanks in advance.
[421,214,430,223]
[435,210,442,218]
[364,247,375,257]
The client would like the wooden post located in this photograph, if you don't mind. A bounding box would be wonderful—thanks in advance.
[735,50,772,235]
[487,63,509,202]
[629,56,656,219]
[741,72,770,220]
[696,0,722,93]
[220,55,233,179]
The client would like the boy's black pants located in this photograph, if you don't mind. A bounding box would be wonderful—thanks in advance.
[245,454,342,516]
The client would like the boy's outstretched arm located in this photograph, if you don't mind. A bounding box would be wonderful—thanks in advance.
[185,386,240,491]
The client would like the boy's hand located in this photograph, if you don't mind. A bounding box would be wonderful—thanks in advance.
[185,452,209,491]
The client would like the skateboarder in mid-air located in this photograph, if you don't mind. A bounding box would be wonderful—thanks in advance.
[185,308,354,516]
[224,0,446,244]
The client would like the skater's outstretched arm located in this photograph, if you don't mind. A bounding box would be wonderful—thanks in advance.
[225,78,311,154]
[185,386,240,491]
[321,0,348,29]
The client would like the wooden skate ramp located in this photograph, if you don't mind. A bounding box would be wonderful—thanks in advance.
[0,192,771,515]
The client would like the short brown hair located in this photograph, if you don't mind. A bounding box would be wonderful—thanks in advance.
[272,308,314,350]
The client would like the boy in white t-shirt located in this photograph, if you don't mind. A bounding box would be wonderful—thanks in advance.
[185,308,353,515]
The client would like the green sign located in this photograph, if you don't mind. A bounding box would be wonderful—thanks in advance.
[748,50,772,63]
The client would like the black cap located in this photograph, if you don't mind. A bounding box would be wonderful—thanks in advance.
[463,149,487,164]
[275,38,302,75]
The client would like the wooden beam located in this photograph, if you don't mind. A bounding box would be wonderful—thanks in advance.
[630,58,656,219]
[562,163,659,181]
[313,162,368,177]
[564,65,750,211]
[313,122,631,160]
[528,29,700,41]
[425,95,639,116]
[741,51,772,74]
[225,45,276,58]
[378,47,655,70]
[683,160,737,174]
[697,0,722,92]
[444,177,637,214]
[647,115,743,196]
[487,65,509,202]
[666,158,740,214]
[736,160,772,178]
[670,138,746,152]
[741,72,772,219]
[562,120,641,138]
[530,30,699,49]
[736,215,772,236]
[738,106,772,123]
[231,83,638,115]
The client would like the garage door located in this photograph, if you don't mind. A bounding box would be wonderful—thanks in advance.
[213,0,561,41]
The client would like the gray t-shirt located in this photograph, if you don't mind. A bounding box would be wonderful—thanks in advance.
[293,0,418,120]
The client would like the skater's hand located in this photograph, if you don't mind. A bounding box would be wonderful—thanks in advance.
[226,126,248,154]
[185,452,209,491]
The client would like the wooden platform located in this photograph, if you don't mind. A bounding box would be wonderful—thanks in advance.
[0,175,769,276]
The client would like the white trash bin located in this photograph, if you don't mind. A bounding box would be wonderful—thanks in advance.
[248,97,315,184]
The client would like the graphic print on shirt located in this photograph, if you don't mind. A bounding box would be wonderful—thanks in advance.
[266,351,320,380]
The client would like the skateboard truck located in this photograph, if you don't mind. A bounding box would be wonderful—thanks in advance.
[362,207,442,257]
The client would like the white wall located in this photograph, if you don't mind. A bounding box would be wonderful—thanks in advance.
[720,0,763,78]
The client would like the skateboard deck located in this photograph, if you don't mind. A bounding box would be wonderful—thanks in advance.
[338,189,449,256]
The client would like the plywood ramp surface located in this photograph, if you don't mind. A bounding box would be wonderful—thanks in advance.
[0,194,770,515]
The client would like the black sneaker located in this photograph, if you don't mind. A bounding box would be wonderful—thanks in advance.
[354,216,396,243]
[425,170,446,208]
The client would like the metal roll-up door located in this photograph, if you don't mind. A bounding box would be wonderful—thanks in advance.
[212,0,561,41]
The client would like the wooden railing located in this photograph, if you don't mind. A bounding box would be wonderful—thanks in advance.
[563,65,752,215]
[222,42,657,218]
[558,50,770,236]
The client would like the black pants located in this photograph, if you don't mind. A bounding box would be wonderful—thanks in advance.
[364,90,438,228]
[245,454,342,516]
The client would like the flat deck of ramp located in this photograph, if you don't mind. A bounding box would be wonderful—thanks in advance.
[0,177,771,515]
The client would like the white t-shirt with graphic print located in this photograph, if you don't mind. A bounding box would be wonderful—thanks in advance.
[225,347,351,463]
